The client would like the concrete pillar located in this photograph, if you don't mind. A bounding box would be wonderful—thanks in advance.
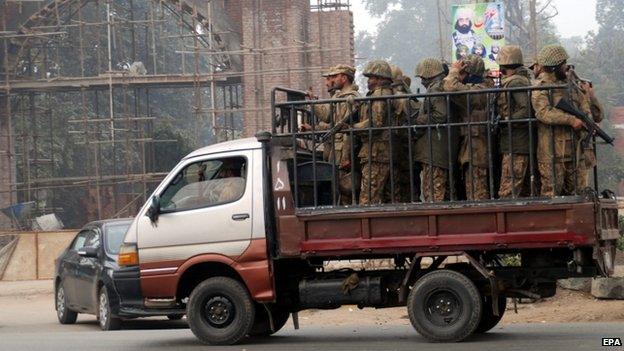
[0,96,15,230]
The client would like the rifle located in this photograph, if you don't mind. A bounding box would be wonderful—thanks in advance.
[319,109,359,144]
[555,98,614,146]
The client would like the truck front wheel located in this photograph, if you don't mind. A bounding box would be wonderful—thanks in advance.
[407,269,482,342]
[187,277,255,345]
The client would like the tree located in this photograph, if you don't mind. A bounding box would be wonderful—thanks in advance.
[571,0,624,193]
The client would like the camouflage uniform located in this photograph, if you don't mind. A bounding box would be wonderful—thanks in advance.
[496,46,534,198]
[354,60,394,205]
[414,58,451,202]
[311,65,361,204]
[387,65,420,203]
[576,79,603,189]
[443,54,493,200]
[531,45,592,196]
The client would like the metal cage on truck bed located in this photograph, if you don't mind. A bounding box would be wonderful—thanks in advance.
[266,85,619,277]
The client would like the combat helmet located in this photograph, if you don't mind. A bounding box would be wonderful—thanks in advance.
[496,45,524,66]
[415,58,445,79]
[537,44,569,67]
[363,60,392,79]
[463,54,485,77]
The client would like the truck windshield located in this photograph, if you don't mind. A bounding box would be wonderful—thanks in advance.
[271,84,610,209]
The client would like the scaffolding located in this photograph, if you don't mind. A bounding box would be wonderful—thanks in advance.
[0,0,354,229]
[0,0,244,227]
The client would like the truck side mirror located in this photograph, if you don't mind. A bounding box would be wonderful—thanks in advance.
[147,195,160,223]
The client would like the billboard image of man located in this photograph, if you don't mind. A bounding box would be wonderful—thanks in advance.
[452,7,480,52]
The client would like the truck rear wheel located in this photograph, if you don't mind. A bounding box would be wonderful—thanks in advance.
[475,295,507,333]
[187,277,255,345]
[407,269,482,342]
[250,304,290,337]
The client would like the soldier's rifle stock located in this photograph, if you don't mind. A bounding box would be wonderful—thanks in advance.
[555,98,614,146]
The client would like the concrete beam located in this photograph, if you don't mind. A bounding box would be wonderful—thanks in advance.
[1,74,242,93]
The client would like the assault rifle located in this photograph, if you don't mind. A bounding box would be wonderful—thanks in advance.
[319,109,359,144]
[555,98,614,146]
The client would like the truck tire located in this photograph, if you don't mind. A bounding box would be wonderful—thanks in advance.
[250,304,290,337]
[187,277,255,345]
[98,288,122,331]
[475,295,507,333]
[407,269,482,342]
[56,281,78,325]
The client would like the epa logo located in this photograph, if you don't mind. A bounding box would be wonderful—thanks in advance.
[602,338,622,347]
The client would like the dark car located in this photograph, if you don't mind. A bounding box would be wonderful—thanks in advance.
[54,219,184,330]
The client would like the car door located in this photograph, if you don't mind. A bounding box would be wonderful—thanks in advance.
[62,230,90,308]
[136,151,254,272]
[74,229,101,311]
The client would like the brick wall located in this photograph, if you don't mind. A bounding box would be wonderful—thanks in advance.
[240,1,354,136]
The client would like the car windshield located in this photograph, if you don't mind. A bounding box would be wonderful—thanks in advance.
[105,223,131,255]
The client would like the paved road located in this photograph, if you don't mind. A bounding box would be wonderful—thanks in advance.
[0,319,622,351]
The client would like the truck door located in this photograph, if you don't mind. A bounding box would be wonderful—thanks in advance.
[136,151,254,277]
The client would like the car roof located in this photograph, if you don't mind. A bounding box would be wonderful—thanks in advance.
[183,137,261,160]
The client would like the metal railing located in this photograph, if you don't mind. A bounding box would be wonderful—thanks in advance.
[271,85,604,209]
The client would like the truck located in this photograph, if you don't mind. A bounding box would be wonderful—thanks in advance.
[113,85,621,345]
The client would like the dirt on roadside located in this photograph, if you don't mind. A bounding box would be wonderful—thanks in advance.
[297,288,624,327]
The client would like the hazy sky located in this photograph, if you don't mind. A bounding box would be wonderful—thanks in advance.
[351,0,599,38]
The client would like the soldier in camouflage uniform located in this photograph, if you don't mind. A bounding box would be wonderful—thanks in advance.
[443,54,493,200]
[353,60,394,205]
[387,64,420,202]
[532,44,591,196]
[301,64,361,204]
[414,58,451,202]
[573,73,603,189]
[496,45,534,198]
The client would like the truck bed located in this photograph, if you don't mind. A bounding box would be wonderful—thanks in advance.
[270,150,620,259]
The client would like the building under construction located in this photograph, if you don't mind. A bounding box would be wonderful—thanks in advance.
[0,0,355,229]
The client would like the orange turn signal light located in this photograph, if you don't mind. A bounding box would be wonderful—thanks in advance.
[118,243,139,266]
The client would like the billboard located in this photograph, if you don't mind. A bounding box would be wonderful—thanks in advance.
[451,2,506,72]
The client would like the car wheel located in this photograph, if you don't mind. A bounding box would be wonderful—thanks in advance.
[250,304,290,337]
[167,314,185,320]
[98,288,121,331]
[56,281,78,324]
[407,269,482,342]
[187,277,255,345]
[475,295,507,333]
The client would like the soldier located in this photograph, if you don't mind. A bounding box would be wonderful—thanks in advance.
[388,64,419,202]
[443,54,494,200]
[353,60,394,205]
[531,44,591,196]
[414,58,451,202]
[496,45,533,198]
[572,72,603,189]
[301,64,361,204]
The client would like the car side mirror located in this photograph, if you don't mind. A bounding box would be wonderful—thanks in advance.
[78,246,98,258]
[147,195,160,223]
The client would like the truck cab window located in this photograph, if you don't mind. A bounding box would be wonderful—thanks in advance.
[160,156,247,212]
